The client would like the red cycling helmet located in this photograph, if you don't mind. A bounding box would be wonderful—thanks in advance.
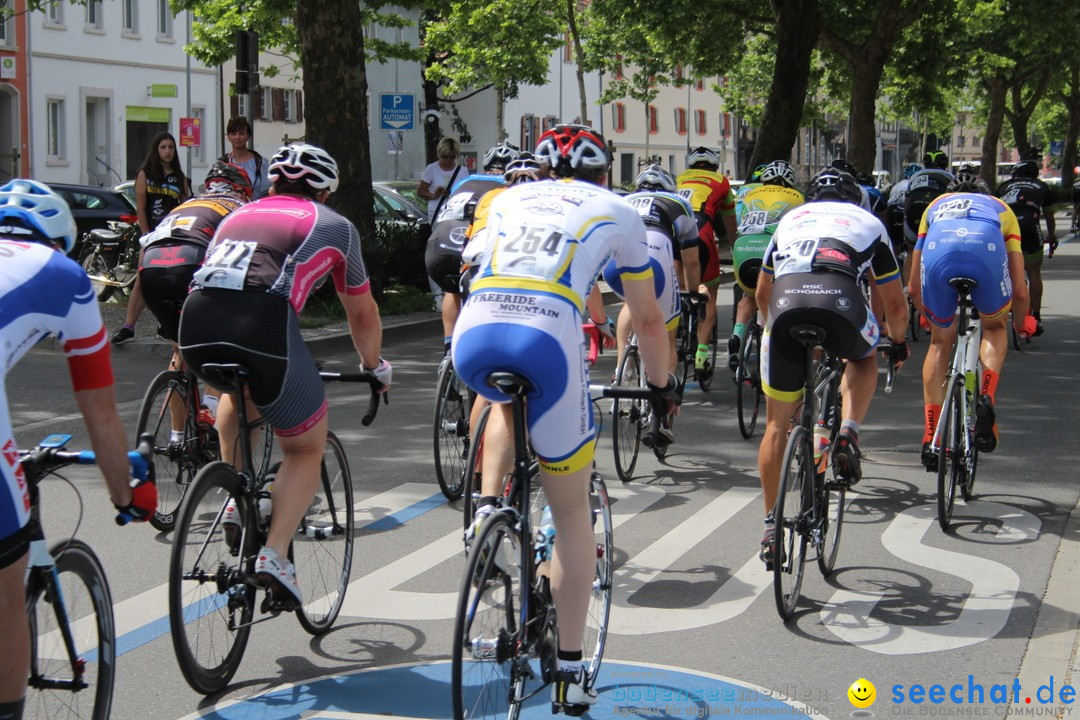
[534,124,610,178]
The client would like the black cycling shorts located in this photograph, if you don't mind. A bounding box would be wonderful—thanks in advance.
[179,289,326,437]
[762,271,877,401]
[140,242,204,342]
[425,220,469,294]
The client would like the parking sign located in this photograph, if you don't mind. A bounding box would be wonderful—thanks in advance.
[380,93,415,131]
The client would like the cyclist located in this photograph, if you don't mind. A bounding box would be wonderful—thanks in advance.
[179,143,391,609]
[923,150,950,171]
[453,124,677,713]
[909,175,1033,470]
[675,147,738,376]
[0,180,156,720]
[995,159,1055,336]
[426,142,516,355]
[602,164,698,445]
[885,163,923,260]
[730,159,804,371]
[734,163,769,201]
[902,165,954,283]
[138,160,253,440]
[755,168,908,567]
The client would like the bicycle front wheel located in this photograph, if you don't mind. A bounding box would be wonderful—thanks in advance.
[435,361,469,500]
[136,370,199,532]
[773,426,811,621]
[937,376,963,531]
[26,539,115,720]
[451,512,531,720]
[736,328,762,439]
[169,462,256,694]
[583,473,614,687]
[292,430,355,634]
[611,346,643,482]
[462,404,491,535]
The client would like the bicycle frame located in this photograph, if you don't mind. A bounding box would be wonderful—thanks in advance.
[929,298,981,458]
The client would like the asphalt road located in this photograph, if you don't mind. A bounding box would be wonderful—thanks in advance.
[8,234,1080,720]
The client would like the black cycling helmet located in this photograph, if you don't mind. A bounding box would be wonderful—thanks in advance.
[806,168,862,205]
[948,176,987,194]
[855,171,874,186]
[204,160,253,199]
[1011,160,1039,179]
[922,150,949,170]
[830,159,858,177]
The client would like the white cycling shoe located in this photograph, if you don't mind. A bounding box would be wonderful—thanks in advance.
[254,546,302,608]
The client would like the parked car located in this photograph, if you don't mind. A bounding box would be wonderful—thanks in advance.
[375,180,424,210]
[46,182,137,258]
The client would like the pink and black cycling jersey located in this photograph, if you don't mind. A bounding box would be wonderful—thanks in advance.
[192,194,371,312]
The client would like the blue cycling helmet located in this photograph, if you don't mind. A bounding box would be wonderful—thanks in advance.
[0,179,77,254]
[903,163,923,179]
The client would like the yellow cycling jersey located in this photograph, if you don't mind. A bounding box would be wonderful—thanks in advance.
[735,185,805,235]
[674,168,736,218]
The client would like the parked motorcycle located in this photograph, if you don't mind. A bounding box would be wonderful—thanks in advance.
[78,220,142,302]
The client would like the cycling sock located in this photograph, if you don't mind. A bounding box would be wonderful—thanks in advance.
[923,404,942,442]
[695,343,709,359]
[170,429,184,443]
[557,650,584,676]
[477,496,499,509]
[202,394,219,414]
[981,369,1000,401]
[123,322,135,332]
[840,420,860,440]
[443,337,452,356]
[0,698,24,720]
[733,322,748,341]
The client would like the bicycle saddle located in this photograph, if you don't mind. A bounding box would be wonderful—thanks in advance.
[948,277,978,296]
[198,362,252,396]
[789,324,827,348]
[487,371,533,397]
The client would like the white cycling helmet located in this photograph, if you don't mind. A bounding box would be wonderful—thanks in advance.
[534,124,610,177]
[635,164,676,192]
[0,179,77,254]
[686,146,720,169]
[268,143,339,193]
[483,141,520,171]
[503,153,542,184]
[759,160,797,189]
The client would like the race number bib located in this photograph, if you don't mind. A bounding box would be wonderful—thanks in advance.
[739,209,769,235]
[773,238,820,277]
[193,240,258,290]
[494,223,572,280]
[629,196,654,217]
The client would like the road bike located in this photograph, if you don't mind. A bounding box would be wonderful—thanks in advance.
[771,327,846,620]
[734,313,763,439]
[929,278,982,531]
[167,365,384,694]
[135,366,219,531]
[20,433,152,720]
[674,291,717,392]
[435,353,474,501]
[451,373,660,719]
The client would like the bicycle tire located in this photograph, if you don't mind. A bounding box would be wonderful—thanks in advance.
[937,376,963,531]
[451,511,531,720]
[736,328,762,439]
[78,248,115,303]
[1012,324,1023,352]
[435,360,469,501]
[816,479,845,576]
[294,430,355,635]
[698,321,718,392]
[583,473,614,687]
[612,346,643,482]
[773,425,811,620]
[462,404,491,535]
[909,300,922,342]
[169,462,256,694]
[25,539,115,720]
[137,370,200,532]
[961,385,979,502]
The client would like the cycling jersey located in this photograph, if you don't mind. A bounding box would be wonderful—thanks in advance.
[1,240,113,566]
[903,169,954,246]
[733,184,805,293]
[427,176,504,293]
[453,178,652,475]
[996,177,1054,256]
[885,179,911,253]
[916,192,1021,326]
[676,168,737,284]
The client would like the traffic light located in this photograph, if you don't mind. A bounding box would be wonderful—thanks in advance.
[235,30,259,94]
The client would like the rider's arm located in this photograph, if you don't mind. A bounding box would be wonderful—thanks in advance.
[340,289,384,376]
[623,275,669,387]
[677,215,702,290]
[907,248,924,312]
[74,385,134,509]
[1007,250,1030,333]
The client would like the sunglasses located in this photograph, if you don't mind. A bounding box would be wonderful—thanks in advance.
[439,154,457,160]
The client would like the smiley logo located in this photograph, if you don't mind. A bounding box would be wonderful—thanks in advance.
[848,678,876,708]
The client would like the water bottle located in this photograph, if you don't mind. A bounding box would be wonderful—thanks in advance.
[535,505,556,564]
[256,480,274,527]
[813,423,831,476]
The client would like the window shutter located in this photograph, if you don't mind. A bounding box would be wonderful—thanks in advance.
[254,88,264,120]
[296,91,303,123]
[273,88,285,122]
[230,93,239,118]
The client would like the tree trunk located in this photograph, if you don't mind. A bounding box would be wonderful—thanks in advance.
[1061,65,1080,191]
[981,77,1007,188]
[847,65,886,172]
[295,0,374,241]
[1005,71,1050,161]
[748,0,821,172]
[496,87,505,142]
[566,0,590,126]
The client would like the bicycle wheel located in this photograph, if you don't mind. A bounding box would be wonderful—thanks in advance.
[169,462,256,694]
[462,404,491,534]
[909,300,922,342]
[136,370,199,532]
[435,361,469,501]
[294,430,355,635]
[816,476,845,576]
[611,346,643,482]
[451,512,532,720]
[736,328,762,439]
[960,389,979,502]
[583,473,614,687]
[936,376,963,531]
[773,426,811,621]
[698,322,719,392]
[25,540,115,720]
[78,248,114,302]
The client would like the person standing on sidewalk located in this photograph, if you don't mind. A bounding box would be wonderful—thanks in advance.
[221,116,270,200]
[110,131,191,345]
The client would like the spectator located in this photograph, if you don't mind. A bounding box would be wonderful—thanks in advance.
[418,138,462,223]
[221,116,270,199]
[111,131,191,345]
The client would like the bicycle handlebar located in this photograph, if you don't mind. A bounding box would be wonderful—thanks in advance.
[877,341,901,394]
[319,371,388,426]
[582,323,602,367]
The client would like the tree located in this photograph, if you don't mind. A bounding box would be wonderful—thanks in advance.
[565,0,590,126]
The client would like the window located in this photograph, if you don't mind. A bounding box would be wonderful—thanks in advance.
[520,114,540,150]
[695,78,704,91]
[46,1,64,24]
[259,87,272,121]
[284,89,298,123]
[86,1,103,30]
[957,135,966,148]
[675,66,684,81]
[648,105,658,134]
[47,98,65,160]
[122,0,137,32]
[0,13,11,45]
[695,109,707,136]
[191,107,206,162]
[674,107,687,135]
[613,103,626,133]
[157,0,173,37]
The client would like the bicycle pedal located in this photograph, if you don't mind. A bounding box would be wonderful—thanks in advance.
[260,587,299,615]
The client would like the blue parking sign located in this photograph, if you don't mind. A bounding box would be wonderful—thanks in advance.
[380,93,415,131]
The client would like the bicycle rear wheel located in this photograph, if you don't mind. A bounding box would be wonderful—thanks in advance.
[137,370,201,532]
[451,512,531,720]
[294,430,355,634]
[169,462,256,694]
[909,300,922,342]
[435,360,469,501]
[697,322,718,392]
[773,426,811,620]
[583,473,614,687]
[736,328,762,439]
[937,376,963,531]
[816,477,845,576]
[25,539,115,720]
[612,346,643,482]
